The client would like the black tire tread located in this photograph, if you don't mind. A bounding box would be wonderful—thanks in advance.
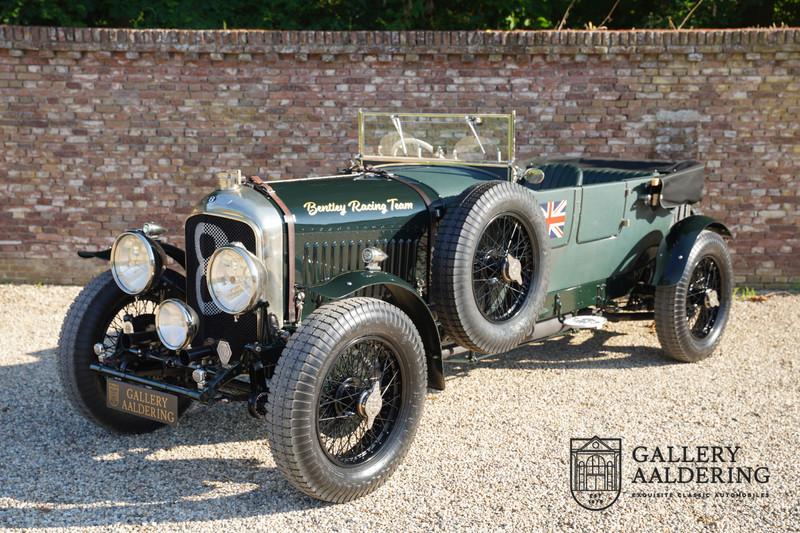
[432,180,550,353]
[57,271,165,433]
[654,231,733,362]
[265,297,426,503]
[57,271,191,435]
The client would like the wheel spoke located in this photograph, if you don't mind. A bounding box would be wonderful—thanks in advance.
[685,256,723,340]
[318,413,358,422]
[317,337,402,466]
[97,298,157,360]
[472,214,536,322]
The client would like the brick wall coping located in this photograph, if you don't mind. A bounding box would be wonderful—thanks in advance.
[1,25,798,54]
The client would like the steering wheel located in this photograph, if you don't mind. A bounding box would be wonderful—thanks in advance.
[391,137,434,157]
[453,136,501,162]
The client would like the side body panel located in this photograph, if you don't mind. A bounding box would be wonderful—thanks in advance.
[576,181,629,243]
[266,165,704,325]
[532,175,674,319]
[269,175,432,296]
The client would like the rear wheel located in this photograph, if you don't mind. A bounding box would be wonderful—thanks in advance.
[265,298,426,502]
[654,231,733,362]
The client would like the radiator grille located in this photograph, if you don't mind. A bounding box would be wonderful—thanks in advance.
[185,214,259,354]
[301,237,422,287]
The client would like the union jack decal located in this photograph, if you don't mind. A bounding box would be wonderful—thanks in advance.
[540,200,568,239]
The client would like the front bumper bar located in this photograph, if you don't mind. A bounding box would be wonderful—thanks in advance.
[89,362,242,403]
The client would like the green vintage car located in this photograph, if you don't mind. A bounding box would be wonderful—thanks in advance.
[60,112,733,502]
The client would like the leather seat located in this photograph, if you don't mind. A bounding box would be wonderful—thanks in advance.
[581,168,652,186]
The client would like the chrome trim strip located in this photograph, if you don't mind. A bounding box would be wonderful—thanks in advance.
[188,186,285,324]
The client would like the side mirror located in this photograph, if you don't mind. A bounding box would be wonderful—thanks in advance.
[522,167,545,184]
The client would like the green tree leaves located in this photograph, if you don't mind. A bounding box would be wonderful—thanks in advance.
[1,0,798,29]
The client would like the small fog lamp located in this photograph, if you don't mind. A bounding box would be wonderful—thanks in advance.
[155,299,199,351]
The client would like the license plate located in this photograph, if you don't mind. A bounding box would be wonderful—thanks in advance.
[106,379,179,426]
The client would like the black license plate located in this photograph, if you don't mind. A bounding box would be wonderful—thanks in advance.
[106,379,179,426]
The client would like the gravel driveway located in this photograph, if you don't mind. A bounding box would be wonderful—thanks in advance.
[0,284,797,532]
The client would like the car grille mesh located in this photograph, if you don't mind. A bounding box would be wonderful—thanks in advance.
[185,214,259,354]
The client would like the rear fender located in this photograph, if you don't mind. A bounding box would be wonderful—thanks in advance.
[654,215,732,286]
[308,271,444,390]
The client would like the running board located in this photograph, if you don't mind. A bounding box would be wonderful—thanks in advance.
[562,315,608,330]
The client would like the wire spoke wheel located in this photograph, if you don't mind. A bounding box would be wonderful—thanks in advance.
[58,270,188,434]
[98,298,158,360]
[317,337,403,466]
[654,230,733,363]
[266,298,426,502]
[472,213,535,322]
[432,181,550,354]
[685,256,721,339]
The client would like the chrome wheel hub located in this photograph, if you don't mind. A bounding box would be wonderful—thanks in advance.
[502,253,523,285]
[704,289,720,308]
[358,381,383,430]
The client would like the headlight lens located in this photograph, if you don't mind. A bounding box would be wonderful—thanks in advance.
[155,299,198,350]
[111,232,159,294]
[207,244,266,315]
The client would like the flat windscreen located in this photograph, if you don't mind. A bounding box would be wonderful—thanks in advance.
[359,111,515,166]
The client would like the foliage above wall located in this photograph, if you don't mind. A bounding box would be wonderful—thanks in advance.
[1,0,798,30]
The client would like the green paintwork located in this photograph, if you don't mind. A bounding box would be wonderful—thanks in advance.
[383,164,504,199]
[269,174,432,291]
[307,270,415,300]
[268,174,429,232]
[307,270,445,390]
[653,215,732,286]
[531,187,576,249]
[542,175,674,294]
[538,281,606,320]
[164,158,730,395]
[576,181,628,243]
[264,163,720,326]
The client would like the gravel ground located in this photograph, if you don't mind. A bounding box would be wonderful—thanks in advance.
[0,283,798,532]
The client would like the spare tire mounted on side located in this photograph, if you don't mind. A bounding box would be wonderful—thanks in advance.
[432,181,551,354]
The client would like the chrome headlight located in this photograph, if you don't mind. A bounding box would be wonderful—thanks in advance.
[110,232,161,294]
[155,299,198,350]
[207,243,266,315]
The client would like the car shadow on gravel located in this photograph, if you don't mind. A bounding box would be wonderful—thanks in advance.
[444,328,678,380]
[0,349,330,529]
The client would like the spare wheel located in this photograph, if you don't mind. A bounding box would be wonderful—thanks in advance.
[431,181,551,354]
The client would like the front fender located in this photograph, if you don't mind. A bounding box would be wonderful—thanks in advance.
[308,271,444,390]
[654,215,732,286]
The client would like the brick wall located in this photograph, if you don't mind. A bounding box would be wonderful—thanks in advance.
[0,27,798,286]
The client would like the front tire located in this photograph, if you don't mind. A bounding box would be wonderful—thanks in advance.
[58,270,188,433]
[654,231,733,362]
[265,298,427,502]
